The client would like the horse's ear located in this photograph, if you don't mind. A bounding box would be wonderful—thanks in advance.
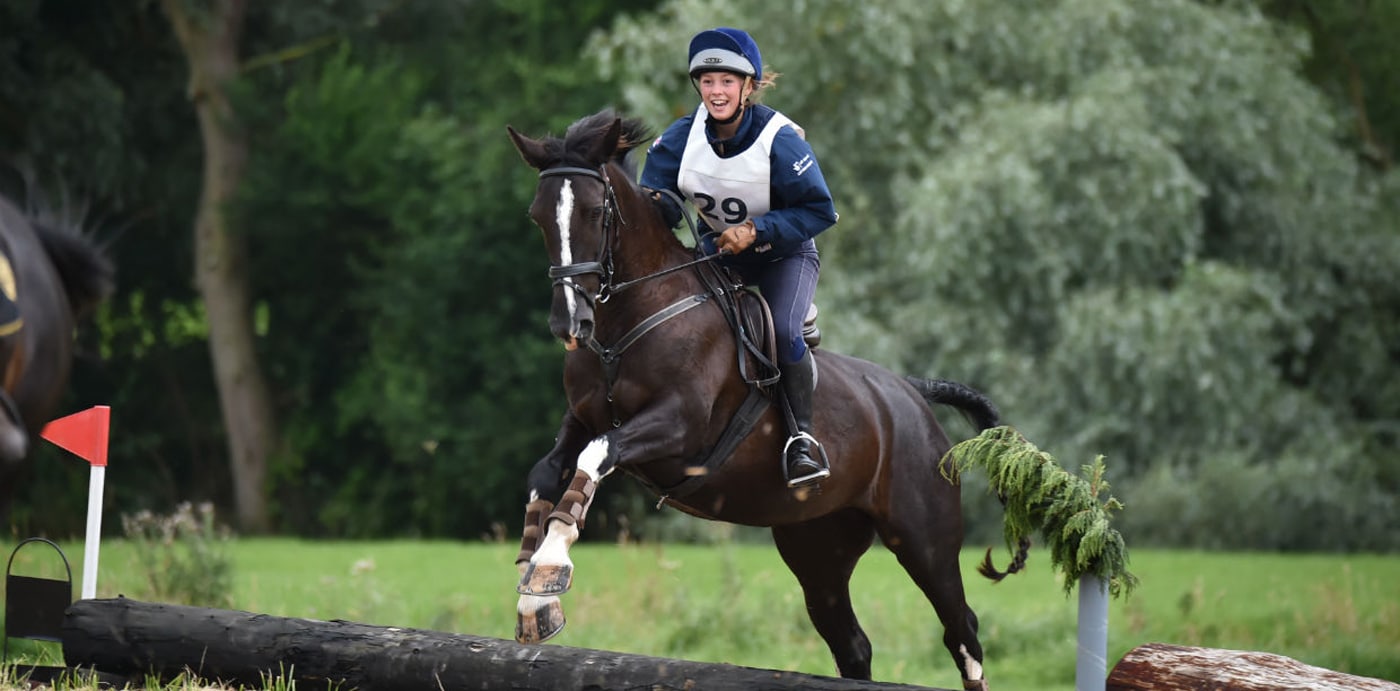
[507,125,550,170]
[582,117,624,166]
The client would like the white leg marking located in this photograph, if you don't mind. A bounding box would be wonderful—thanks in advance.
[555,180,578,325]
[534,520,578,568]
[531,436,609,568]
[959,644,984,680]
[576,437,611,479]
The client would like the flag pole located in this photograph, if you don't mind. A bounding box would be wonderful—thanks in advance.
[40,405,110,599]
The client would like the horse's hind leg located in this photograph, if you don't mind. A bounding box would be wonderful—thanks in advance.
[772,509,877,679]
[877,489,989,690]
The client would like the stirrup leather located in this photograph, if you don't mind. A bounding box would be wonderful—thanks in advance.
[782,432,831,487]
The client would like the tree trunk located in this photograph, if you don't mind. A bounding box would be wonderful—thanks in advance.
[62,598,951,691]
[159,0,274,532]
[1107,642,1400,691]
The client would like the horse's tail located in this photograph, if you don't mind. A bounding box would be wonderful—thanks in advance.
[904,375,1031,583]
[34,221,114,318]
[903,376,1001,431]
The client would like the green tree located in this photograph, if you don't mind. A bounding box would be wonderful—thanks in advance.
[591,0,1399,549]
[1261,0,1400,169]
[2,0,660,537]
[234,0,661,536]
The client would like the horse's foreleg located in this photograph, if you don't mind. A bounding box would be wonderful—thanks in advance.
[518,472,596,595]
[515,435,615,642]
[515,496,555,566]
[515,413,591,567]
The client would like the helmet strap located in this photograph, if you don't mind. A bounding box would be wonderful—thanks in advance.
[710,102,745,126]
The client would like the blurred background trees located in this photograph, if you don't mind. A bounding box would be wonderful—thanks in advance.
[2,0,1394,550]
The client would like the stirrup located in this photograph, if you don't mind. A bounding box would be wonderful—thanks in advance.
[782,432,830,488]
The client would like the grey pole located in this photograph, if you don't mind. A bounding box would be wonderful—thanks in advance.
[1075,574,1108,691]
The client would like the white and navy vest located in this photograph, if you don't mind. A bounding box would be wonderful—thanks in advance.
[677,105,800,231]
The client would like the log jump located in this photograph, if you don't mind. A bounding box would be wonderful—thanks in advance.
[61,597,950,691]
[1108,642,1400,691]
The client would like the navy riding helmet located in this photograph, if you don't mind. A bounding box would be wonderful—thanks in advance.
[687,27,762,80]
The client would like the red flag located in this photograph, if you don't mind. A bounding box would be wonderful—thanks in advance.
[40,405,110,466]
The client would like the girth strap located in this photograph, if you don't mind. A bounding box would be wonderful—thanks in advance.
[629,383,772,502]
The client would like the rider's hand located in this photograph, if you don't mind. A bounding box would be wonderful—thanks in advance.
[717,220,757,255]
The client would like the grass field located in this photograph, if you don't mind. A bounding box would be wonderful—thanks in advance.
[4,538,1398,690]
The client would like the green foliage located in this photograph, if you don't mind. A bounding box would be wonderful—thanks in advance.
[943,426,1138,597]
[593,0,1399,551]
[120,502,233,607]
[230,0,662,537]
[4,0,1396,552]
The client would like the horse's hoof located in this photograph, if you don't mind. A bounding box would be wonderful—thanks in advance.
[516,596,566,643]
[517,561,573,595]
[962,679,989,691]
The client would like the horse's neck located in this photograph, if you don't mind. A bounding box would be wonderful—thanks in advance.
[613,188,693,283]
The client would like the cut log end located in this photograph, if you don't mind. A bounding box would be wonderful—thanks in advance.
[1107,642,1400,691]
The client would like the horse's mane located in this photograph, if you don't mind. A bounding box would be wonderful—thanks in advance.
[33,219,115,317]
[0,193,115,318]
[560,109,653,179]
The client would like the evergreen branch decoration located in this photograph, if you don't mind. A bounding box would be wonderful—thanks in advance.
[942,426,1139,597]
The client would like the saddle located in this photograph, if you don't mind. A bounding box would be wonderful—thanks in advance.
[630,191,822,500]
[729,285,820,390]
[632,260,822,502]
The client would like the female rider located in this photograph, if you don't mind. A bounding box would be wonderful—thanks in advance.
[640,27,838,489]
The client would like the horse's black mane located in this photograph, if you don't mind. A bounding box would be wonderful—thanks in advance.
[33,219,115,317]
[559,109,653,178]
[0,193,115,317]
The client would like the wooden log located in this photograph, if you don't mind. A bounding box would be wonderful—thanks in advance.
[63,597,950,691]
[1107,642,1400,691]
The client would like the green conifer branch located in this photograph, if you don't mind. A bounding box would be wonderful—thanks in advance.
[941,426,1139,597]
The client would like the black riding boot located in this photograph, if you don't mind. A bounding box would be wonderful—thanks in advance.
[780,350,829,488]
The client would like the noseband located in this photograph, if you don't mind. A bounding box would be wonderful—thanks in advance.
[539,166,622,307]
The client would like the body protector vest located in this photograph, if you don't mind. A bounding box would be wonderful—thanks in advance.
[677,105,799,242]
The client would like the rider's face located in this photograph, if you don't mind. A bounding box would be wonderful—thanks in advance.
[696,71,750,121]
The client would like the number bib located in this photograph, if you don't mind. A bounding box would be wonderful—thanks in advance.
[677,105,795,230]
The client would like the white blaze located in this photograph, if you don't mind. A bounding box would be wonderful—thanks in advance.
[555,179,579,327]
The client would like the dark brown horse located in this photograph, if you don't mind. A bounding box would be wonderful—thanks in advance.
[0,192,114,520]
[506,111,1025,690]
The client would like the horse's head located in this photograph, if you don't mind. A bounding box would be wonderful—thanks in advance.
[507,111,652,350]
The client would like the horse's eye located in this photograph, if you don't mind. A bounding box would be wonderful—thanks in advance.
[586,207,606,222]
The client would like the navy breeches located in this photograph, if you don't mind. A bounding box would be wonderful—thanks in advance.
[731,246,820,364]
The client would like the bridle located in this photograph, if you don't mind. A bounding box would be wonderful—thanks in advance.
[539,165,622,308]
[537,165,726,304]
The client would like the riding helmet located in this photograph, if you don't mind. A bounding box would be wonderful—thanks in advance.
[687,27,762,81]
